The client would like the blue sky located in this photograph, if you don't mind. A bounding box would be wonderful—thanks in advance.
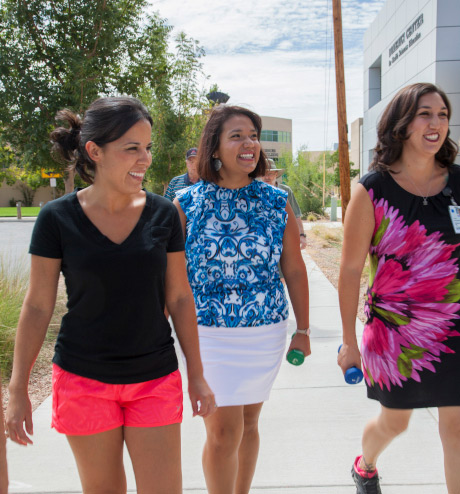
[151,0,386,152]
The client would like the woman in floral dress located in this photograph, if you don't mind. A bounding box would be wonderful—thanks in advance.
[338,83,460,494]
[174,105,310,494]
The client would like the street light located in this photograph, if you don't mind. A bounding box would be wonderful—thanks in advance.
[206,91,230,105]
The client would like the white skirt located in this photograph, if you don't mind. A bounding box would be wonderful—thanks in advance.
[198,320,288,407]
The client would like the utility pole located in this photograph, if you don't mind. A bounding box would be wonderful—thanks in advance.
[322,152,326,208]
[332,0,351,222]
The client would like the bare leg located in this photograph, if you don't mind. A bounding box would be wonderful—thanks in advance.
[360,406,412,471]
[202,406,244,494]
[66,427,126,494]
[438,406,460,494]
[124,423,182,494]
[235,402,264,494]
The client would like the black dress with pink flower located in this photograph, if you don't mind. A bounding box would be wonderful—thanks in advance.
[360,166,460,408]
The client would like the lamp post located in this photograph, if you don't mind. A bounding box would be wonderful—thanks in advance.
[206,91,230,106]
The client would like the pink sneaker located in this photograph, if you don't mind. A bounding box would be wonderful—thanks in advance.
[351,456,382,494]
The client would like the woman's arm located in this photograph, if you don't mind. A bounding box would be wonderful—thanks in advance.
[173,199,186,238]
[6,255,61,446]
[337,184,375,373]
[165,251,216,417]
[280,202,311,358]
[0,376,8,494]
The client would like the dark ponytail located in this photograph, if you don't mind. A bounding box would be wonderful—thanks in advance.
[50,109,96,184]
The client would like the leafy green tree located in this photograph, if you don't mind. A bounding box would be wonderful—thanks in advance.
[326,150,358,187]
[142,33,212,194]
[0,0,186,193]
[280,148,327,216]
[0,162,50,206]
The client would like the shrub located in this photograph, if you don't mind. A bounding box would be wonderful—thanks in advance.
[306,212,321,222]
[0,254,29,376]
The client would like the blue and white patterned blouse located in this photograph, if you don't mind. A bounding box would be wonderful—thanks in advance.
[177,180,289,327]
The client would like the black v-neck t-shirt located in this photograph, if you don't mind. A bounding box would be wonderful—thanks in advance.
[29,190,184,384]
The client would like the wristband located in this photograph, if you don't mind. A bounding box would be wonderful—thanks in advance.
[300,233,306,238]
[294,328,310,336]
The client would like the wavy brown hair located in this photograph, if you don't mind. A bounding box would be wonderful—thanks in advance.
[370,83,458,172]
[197,105,268,182]
[50,97,153,184]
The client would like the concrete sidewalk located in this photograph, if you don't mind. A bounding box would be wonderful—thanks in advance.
[6,254,447,493]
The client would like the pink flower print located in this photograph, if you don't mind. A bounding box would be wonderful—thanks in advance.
[362,190,460,391]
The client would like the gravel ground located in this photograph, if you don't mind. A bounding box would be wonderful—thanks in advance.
[2,222,368,414]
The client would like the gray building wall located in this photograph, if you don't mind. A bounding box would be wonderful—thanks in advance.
[362,0,460,174]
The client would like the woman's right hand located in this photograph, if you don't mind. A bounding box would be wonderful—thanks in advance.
[337,342,362,375]
[6,388,34,446]
[287,333,311,359]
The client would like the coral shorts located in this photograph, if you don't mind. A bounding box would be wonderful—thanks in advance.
[51,364,183,436]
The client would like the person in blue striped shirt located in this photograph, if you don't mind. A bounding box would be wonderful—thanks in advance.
[164,148,200,201]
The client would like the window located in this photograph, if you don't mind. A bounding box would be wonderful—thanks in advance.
[369,56,382,108]
[261,130,291,143]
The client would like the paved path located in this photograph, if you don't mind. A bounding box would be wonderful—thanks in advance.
[0,218,36,265]
[2,219,447,493]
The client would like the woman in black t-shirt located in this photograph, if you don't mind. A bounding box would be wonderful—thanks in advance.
[5,97,215,493]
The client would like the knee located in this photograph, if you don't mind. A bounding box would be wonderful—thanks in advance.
[439,413,460,445]
[378,413,410,438]
[242,415,260,437]
[206,423,243,455]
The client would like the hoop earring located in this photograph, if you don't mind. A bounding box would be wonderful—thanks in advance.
[213,158,222,171]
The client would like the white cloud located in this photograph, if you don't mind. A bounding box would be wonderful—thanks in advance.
[150,0,385,151]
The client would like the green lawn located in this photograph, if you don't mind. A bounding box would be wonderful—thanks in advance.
[0,207,40,217]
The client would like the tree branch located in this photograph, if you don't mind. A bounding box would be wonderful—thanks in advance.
[20,0,64,85]
[88,0,106,58]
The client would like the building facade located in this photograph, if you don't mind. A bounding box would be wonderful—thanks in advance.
[260,116,293,162]
[362,0,460,174]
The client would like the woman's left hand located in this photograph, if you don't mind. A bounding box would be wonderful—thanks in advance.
[188,376,217,418]
[287,333,311,359]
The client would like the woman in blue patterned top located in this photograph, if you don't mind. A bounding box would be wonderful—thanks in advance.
[174,105,310,494]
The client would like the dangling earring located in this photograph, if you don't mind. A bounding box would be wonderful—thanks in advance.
[213,158,222,171]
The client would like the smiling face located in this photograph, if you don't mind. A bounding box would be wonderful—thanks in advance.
[88,119,152,194]
[214,114,261,184]
[405,92,449,157]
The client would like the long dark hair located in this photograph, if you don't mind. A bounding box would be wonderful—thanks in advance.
[197,105,267,182]
[370,83,458,172]
[50,97,153,184]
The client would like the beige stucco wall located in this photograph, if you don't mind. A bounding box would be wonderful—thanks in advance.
[260,116,293,160]
[0,180,56,206]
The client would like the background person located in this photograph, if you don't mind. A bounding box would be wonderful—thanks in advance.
[174,105,310,494]
[338,83,460,494]
[164,147,200,201]
[6,97,215,494]
[261,159,307,249]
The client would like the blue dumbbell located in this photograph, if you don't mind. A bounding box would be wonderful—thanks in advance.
[338,344,363,384]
